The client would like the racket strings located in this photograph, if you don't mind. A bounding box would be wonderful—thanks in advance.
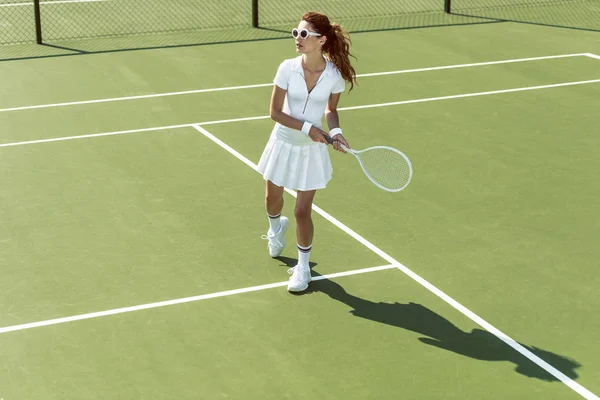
[355,148,411,191]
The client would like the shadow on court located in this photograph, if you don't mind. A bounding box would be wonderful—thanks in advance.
[274,256,317,269]
[0,21,494,63]
[303,275,582,382]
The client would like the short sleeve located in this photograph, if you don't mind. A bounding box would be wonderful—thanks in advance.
[332,73,346,94]
[273,60,291,90]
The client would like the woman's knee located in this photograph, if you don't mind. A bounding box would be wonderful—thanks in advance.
[265,192,282,205]
[265,182,284,205]
[294,203,312,221]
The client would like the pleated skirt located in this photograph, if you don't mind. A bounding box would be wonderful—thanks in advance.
[257,125,333,191]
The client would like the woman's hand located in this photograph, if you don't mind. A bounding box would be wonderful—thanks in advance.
[308,126,329,144]
[332,134,349,153]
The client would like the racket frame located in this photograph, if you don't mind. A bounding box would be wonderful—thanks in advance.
[326,135,413,192]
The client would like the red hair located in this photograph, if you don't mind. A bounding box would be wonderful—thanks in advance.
[302,12,357,91]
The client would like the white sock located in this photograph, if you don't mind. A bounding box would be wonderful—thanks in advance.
[298,244,312,268]
[267,213,281,235]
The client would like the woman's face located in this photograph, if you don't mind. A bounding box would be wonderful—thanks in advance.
[294,20,325,54]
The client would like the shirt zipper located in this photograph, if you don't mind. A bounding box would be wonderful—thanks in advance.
[302,95,310,114]
[302,74,324,115]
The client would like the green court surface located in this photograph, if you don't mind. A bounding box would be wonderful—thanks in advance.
[1,17,600,400]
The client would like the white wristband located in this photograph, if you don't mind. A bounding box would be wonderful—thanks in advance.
[301,122,313,135]
[329,127,343,138]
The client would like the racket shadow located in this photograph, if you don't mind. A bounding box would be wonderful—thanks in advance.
[306,276,582,382]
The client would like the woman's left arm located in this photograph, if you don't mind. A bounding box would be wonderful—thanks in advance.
[325,93,350,153]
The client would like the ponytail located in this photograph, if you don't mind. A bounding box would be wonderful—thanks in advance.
[323,23,357,91]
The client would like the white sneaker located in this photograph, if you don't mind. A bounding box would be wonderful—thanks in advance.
[287,264,311,292]
[261,216,289,257]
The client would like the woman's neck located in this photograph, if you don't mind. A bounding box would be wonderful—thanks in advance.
[302,52,326,72]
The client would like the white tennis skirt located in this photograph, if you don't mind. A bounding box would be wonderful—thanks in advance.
[257,125,333,191]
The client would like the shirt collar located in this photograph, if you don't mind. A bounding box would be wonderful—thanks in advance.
[291,55,335,78]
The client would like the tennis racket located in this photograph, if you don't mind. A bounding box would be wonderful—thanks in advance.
[325,135,413,192]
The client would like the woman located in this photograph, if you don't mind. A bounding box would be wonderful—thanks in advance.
[257,11,357,293]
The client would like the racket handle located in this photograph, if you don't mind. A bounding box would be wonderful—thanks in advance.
[323,133,350,152]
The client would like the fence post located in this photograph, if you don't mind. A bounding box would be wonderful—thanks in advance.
[252,0,259,27]
[444,0,452,13]
[33,0,43,44]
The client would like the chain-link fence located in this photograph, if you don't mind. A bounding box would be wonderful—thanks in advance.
[452,0,600,31]
[0,0,38,44]
[1,0,598,47]
[1,0,253,45]
[256,0,480,33]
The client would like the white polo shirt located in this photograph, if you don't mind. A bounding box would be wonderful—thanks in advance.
[272,55,346,145]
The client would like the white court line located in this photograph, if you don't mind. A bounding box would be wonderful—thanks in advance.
[0,264,395,334]
[585,53,600,60]
[0,0,104,7]
[0,83,273,113]
[193,124,599,400]
[356,53,588,77]
[0,122,196,148]
[0,53,587,113]
[337,78,600,111]
[2,78,599,149]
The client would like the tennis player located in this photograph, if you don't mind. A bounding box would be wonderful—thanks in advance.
[257,12,357,292]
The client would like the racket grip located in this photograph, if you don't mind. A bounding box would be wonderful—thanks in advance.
[323,133,334,144]
[323,133,350,151]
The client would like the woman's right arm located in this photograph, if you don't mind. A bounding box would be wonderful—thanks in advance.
[269,86,328,144]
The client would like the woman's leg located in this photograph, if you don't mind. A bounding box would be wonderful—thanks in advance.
[266,180,284,218]
[287,189,316,292]
[295,189,317,247]
[263,180,289,258]
[295,189,317,266]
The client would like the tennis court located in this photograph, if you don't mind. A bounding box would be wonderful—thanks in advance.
[1,2,600,398]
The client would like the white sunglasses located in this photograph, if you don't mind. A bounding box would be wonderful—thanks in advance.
[292,28,322,39]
